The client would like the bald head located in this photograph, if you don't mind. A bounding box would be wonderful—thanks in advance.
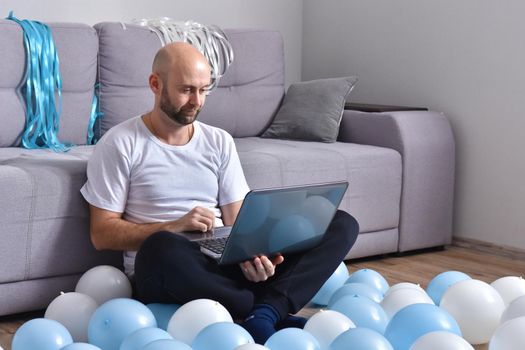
[152,42,211,84]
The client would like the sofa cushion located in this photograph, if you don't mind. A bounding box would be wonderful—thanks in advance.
[261,77,358,142]
[0,20,98,147]
[234,137,402,233]
[95,23,284,138]
[0,147,120,283]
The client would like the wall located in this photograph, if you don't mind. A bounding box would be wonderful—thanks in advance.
[303,0,525,250]
[0,0,303,87]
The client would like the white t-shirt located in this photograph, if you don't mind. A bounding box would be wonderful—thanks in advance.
[80,116,250,275]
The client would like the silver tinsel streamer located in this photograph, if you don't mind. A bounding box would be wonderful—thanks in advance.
[133,17,234,90]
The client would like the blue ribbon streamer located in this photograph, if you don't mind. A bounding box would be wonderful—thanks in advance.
[87,83,103,145]
[7,11,70,152]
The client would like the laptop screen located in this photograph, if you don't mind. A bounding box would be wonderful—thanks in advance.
[219,181,348,264]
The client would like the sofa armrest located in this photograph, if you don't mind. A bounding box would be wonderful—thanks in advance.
[338,110,455,252]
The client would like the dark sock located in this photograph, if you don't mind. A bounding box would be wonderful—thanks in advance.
[241,304,280,344]
[276,314,308,330]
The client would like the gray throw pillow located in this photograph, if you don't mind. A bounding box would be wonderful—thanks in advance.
[261,76,358,142]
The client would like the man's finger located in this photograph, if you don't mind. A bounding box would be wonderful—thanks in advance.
[199,215,213,231]
[242,261,257,280]
[272,254,285,265]
[260,256,275,276]
[253,257,268,281]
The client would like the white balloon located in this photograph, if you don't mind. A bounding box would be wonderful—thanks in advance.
[384,282,425,298]
[304,309,355,350]
[489,316,525,350]
[410,331,474,350]
[501,295,525,324]
[491,276,525,307]
[167,299,233,345]
[75,265,132,305]
[44,292,98,342]
[235,344,270,350]
[380,287,434,319]
[441,279,505,345]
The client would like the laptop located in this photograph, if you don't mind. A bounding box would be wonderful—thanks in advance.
[180,181,348,265]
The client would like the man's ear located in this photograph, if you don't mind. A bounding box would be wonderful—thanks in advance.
[149,73,162,95]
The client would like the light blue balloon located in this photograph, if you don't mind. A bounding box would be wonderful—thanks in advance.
[329,327,393,350]
[311,262,349,306]
[61,343,102,350]
[346,269,389,295]
[140,339,192,350]
[146,303,181,330]
[88,298,157,350]
[384,303,462,350]
[265,328,321,350]
[426,271,471,305]
[120,327,172,350]
[328,282,384,308]
[192,322,253,350]
[12,318,73,350]
[330,294,389,334]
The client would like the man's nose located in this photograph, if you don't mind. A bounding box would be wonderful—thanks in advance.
[190,92,202,106]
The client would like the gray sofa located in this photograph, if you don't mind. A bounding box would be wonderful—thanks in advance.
[0,20,455,316]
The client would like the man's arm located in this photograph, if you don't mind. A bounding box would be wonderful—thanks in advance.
[89,204,216,251]
[220,200,243,226]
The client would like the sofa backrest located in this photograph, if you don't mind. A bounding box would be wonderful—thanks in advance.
[0,19,98,147]
[0,20,284,148]
[95,23,285,138]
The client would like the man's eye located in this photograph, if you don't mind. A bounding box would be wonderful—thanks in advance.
[201,89,211,96]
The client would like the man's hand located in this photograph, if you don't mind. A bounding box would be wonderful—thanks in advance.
[173,206,216,232]
[240,255,285,282]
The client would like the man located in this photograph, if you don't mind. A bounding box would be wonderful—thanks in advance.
[81,42,359,344]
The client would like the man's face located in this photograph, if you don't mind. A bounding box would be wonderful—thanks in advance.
[158,61,211,126]
[159,84,203,125]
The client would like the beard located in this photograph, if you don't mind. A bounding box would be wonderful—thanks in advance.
[160,88,201,125]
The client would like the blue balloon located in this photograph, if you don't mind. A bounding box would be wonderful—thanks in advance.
[329,327,393,350]
[146,303,181,330]
[384,303,462,350]
[141,339,192,350]
[311,262,349,306]
[192,322,253,350]
[88,298,157,350]
[346,269,389,295]
[329,294,389,334]
[120,327,172,350]
[61,343,102,350]
[12,318,73,350]
[328,282,383,307]
[426,271,471,305]
[265,328,320,350]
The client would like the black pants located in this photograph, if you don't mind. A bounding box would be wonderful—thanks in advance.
[134,210,359,320]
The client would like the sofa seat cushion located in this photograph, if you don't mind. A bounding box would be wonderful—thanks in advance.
[235,137,402,233]
[0,147,120,283]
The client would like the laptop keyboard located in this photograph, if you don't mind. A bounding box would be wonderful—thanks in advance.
[198,236,229,255]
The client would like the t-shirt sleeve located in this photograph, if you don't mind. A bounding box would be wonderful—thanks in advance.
[80,138,131,213]
[218,135,250,206]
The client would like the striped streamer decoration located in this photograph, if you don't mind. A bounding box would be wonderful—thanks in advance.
[132,18,234,91]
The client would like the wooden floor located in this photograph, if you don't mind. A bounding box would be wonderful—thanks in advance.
[2,245,523,349]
